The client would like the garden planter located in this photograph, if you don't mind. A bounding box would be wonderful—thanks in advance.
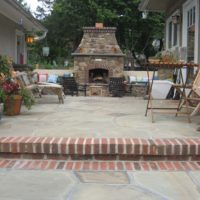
[4,95,22,116]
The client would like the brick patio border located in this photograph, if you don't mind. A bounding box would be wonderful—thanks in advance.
[0,137,200,157]
[0,159,200,171]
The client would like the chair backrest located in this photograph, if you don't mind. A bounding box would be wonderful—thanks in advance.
[193,70,200,96]
[109,77,124,97]
[63,77,78,92]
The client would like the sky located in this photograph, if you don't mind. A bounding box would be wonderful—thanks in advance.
[24,0,40,12]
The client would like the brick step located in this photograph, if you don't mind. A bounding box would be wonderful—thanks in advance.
[0,137,200,160]
[0,159,200,171]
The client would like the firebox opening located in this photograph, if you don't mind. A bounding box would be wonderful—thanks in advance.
[89,68,109,83]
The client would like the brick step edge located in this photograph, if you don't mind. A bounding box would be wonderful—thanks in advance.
[1,159,200,171]
[0,137,200,156]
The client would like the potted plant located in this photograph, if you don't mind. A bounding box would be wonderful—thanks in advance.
[2,79,34,116]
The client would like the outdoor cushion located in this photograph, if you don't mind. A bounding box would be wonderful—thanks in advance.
[22,73,31,86]
[63,73,71,77]
[48,74,58,83]
[38,73,48,82]
[129,76,136,83]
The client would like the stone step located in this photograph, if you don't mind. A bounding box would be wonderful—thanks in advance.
[0,159,200,171]
[0,137,200,161]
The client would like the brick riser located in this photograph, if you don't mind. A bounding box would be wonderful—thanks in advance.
[0,137,200,161]
[0,153,200,161]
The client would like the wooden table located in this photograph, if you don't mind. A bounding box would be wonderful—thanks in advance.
[145,62,199,123]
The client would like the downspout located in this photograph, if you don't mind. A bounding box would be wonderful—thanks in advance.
[34,31,48,41]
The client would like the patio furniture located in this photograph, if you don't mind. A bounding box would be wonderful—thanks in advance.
[109,77,124,97]
[145,62,199,122]
[62,77,87,96]
[174,70,200,121]
[16,72,64,104]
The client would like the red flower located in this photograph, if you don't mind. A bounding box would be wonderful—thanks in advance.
[2,80,19,95]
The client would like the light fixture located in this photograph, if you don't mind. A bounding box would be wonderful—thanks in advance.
[172,10,181,24]
[142,11,148,19]
[26,35,34,44]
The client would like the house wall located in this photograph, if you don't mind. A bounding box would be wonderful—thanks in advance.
[0,13,27,64]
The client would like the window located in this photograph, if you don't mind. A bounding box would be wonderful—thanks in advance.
[168,22,172,48]
[167,20,179,49]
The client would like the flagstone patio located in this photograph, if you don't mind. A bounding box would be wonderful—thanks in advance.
[0,96,199,138]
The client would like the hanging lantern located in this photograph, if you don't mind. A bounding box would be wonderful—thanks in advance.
[26,35,34,44]
[42,46,50,56]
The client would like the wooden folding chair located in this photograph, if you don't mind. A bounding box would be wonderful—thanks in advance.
[174,70,200,122]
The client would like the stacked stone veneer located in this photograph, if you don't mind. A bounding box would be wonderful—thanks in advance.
[72,27,125,84]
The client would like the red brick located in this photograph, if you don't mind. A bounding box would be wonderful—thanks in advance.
[141,139,148,155]
[149,162,158,170]
[56,161,65,169]
[173,162,184,171]
[181,162,191,170]
[65,161,74,170]
[85,138,92,154]
[94,138,100,154]
[40,160,49,170]
[77,138,84,154]
[141,162,150,170]
[28,160,41,170]
[109,138,116,154]
[47,160,57,170]
[91,161,99,170]
[100,161,107,170]
[116,162,124,170]
[0,160,11,168]
[133,162,141,170]
[82,161,90,170]
[165,161,175,170]
[52,138,61,154]
[60,138,69,154]
[185,139,197,155]
[157,162,167,170]
[101,138,108,154]
[188,162,200,170]
[43,137,53,154]
[117,138,124,154]
[125,138,133,154]
[132,139,140,154]
[21,161,33,169]
[163,139,172,155]
[108,161,115,170]
[155,139,165,155]
[125,162,133,170]
[74,161,82,170]
[35,137,46,153]
[69,138,76,154]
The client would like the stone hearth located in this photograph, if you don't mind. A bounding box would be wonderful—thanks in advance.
[72,25,125,96]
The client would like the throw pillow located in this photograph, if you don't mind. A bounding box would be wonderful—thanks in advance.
[48,74,58,83]
[38,74,48,82]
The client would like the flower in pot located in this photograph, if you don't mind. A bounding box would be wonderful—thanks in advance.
[2,79,34,116]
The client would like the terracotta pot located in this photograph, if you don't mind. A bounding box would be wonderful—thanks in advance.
[4,95,22,116]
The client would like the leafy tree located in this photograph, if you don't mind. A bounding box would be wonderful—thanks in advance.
[33,0,164,65]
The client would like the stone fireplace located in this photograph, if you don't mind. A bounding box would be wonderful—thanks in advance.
[72,25,125,96]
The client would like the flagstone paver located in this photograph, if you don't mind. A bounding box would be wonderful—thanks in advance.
[0,96,199,138]
[0,168,200,200]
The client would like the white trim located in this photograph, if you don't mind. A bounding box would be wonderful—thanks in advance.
[166,10,180,50]
[182,0,198,63]
[15,29,26,64]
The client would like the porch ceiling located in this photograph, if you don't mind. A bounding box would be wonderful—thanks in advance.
[139,0,174,12]
[0,0,47,32]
